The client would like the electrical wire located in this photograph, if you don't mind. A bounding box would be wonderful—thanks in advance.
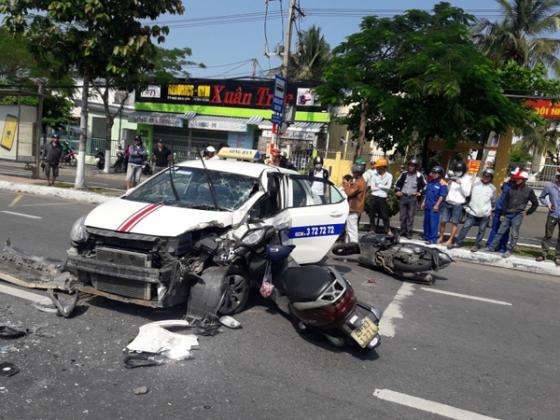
[264,0,272,72]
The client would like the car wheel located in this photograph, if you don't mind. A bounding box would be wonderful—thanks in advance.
[218,268,250,315]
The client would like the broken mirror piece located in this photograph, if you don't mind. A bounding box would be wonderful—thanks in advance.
[219,315,242,329]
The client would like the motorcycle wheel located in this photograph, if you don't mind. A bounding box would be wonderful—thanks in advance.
[331,242,360,256]
[393,257,433,273]
[96,161,104,170]
[218,266,250,315]
[70,157,77,167]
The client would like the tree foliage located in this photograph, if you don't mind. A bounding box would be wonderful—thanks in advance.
[288,25,330,81]
[318,2,529,160]
[474,0,560,72]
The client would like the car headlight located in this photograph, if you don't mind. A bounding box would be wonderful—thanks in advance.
[70,216,88,243]
[241,228,266,246]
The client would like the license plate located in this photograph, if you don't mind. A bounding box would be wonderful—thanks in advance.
[351,317,378,348]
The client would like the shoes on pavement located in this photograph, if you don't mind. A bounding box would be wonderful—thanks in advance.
[470,246,479,253]
[447,244,459,249]
[535,255,545,262]
[482,247,493,252]
[555,258,560,266]
[405,235,413,240]
[502,251,512,258]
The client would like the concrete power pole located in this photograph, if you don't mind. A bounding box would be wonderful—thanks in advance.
[274,0,298,148]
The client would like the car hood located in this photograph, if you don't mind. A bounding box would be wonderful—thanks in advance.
[84,198,233,237]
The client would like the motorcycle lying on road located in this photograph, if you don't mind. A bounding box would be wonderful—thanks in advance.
[331,233,452,283]
[187,226,382,350]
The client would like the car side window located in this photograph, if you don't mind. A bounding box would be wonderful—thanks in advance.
[289,177,344,208]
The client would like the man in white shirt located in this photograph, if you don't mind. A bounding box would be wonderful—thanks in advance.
[439,161,472,248]
[364,158,393,234]
[452,169,496,251]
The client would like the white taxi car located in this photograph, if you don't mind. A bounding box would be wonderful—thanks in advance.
[65,156,349,309]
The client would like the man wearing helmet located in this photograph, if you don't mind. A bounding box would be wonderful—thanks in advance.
[395,158,427,238]
[343,164,367,243]
[421,166,448,244]
[537,168,560,265]
[364,158,393,234]
[308,156,329,198]
[452,169,496,251]
[42,133,63,186]
[205,145,217,160]
[484,169,538,257]
[439,161,472,247]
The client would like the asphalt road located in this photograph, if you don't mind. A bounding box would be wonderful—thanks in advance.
[0,191,559,419]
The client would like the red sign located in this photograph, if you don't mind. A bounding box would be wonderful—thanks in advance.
[467,160,481,175]
[527,99,560,119]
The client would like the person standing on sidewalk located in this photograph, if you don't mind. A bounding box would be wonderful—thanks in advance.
[126,136,147,189]
[536,169,560,265]
[394,158,426,238]
[484,170,539,258]
[487,172,516,253]
[344,165,367,243]
[42,134,63,186]
[422,166,448,244]
[364,158,393,234]
[453,169,496,252]
[152,138,173,173]
[439,161,472,248]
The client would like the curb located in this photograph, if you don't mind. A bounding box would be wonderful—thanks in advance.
[400,238,560,277]
[0,181,113,205]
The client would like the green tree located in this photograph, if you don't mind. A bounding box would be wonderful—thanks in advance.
[0,0,184,188]
[288,25,330,81]
[475,0,560,71]
[318,2,528,164]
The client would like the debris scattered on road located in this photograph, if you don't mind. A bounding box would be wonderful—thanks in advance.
[219,315,241,329]
[47,289,78,318]
[0,344,19,354]
[124,320,198,365]
[133,386,149,395]
[0,362,19,377]
[32,302,59,314]
[123,353,162,369]
[367,277,377,284]
[0,325,26,339]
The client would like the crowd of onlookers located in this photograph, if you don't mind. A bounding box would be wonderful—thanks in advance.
[338,157,560,265]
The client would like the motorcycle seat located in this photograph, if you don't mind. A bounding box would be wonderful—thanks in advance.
[280,266,332,302]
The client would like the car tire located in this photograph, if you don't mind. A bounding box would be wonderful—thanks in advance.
[218,266,250,315]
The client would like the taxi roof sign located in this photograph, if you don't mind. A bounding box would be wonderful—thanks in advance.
[217,147,260,162]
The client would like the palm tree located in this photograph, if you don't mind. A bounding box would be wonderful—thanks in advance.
[287,25,330,81]
[517,123,560,163]
[475,0,560,70]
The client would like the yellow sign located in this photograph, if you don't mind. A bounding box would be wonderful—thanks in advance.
[168,84,194,97]
[467,160,481,175]
[1,115,18,151]
[197,85,210,97]
[217,147,259,161]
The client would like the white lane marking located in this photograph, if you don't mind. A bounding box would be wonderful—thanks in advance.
[379,282,414,338]
[0,284,51,305]
[420,287,512,306]
[0,210,42,220]
[373,389,501,420]
[19,202,70,208]
[8,194,23,207]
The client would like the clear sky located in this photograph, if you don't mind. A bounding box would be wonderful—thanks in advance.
[159,0,499,78]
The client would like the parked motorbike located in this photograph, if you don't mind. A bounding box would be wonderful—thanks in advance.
[142,162,152,176]
[94,149,105,170]
[113,150,126,173]
[60,142,77,167]
[331,233,452,283]
[187,226,381,350]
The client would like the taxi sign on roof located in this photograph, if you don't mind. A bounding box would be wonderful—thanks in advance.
[217,147,260,161]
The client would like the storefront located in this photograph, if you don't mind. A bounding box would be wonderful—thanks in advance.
[132,78,330,160]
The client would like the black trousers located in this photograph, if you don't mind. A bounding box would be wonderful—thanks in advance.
[399,195,417,236]
[370,196,390,233]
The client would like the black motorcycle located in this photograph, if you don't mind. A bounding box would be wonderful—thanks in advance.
[113,150,126,173]
[331,233,452,283]
[187,226,381,350]
[94,149,105,170]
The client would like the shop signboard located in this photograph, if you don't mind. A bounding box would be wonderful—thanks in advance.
[135,79,325,113]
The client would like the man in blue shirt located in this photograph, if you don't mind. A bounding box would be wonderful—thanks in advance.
[537,169,560,265]
[421,166,448,244]
[486,176,515,252]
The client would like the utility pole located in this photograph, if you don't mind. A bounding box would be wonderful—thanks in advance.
[251,58,257,79]
[274,0,299,148]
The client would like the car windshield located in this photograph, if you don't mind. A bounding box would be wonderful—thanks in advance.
[125,167,260,211]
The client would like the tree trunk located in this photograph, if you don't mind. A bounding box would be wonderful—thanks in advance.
[355,100,368,159]
[104,115,114,173]
[74,71,90,188]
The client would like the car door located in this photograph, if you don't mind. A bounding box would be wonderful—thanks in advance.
[281,174,349,264]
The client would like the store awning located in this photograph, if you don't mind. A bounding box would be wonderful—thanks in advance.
[188,115,263,132]
[258,120,326,133]
[128,111,184,128]
[184,111,197,120]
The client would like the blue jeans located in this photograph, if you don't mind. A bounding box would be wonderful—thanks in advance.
[487,212,509,252]
[456,214,490,248]
[488,212,523,252]
[423,209,440,243]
